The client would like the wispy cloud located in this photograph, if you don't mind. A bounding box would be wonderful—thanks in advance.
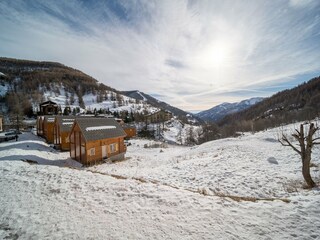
[0,0,319,111]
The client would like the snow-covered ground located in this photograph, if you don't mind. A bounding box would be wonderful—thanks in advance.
[0,124,320,239]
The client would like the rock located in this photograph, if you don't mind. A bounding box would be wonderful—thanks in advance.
[267,157,278,164]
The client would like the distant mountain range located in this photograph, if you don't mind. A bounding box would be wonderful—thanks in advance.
[1,57,319,134]
[196,97,264,122]
[219,76,320,130]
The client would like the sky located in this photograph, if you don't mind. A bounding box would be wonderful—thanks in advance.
[0,0,320,112]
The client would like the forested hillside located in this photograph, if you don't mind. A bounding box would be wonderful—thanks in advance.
[218,76,320,133]
[0,57,119,115]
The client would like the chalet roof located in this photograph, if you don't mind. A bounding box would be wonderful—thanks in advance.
[40,100,58,107]
[75,118,126,142]
[55,116,77,132]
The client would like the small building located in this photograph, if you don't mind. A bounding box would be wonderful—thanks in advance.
[121,124,136,139]
[39,101,58,115]
[146,110,173,124]
[43,116,56,143]
[53,116,76,151]
[69,118,127,166]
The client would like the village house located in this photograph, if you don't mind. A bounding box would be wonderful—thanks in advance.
[43,116,56,143]
[39,100,59,115]
[145,110,173,124]
[53,116,76,151]
[69,118,127,165]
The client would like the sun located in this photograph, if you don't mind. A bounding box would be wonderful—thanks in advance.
[209,41,230,66]
[195,39,234,69]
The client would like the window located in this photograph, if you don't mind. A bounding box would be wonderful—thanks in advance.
[89,148,95,156]
[109,143,118,153]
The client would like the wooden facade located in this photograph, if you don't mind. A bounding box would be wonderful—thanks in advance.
[43,116,55,143]
[70,118,127,166]
[53,116,76,151]
[36,116,46,136]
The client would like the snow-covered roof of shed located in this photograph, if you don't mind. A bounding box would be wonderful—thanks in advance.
[55,116,76,132]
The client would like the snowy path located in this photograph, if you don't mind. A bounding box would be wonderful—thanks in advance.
[1,131,320,239]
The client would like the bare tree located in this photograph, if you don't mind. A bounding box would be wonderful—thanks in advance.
[279,122,320,188]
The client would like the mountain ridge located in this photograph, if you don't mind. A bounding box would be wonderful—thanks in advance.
[196,97,264,122]
[121,90,202,124]
[218,76,320,132]
[0,57,198,124]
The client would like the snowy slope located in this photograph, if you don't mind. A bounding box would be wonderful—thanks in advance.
[41,87,159,114]
[0,123,320,239]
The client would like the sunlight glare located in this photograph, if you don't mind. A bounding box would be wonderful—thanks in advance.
[209,41,231,66]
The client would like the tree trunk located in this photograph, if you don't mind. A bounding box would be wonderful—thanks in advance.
[280,123,318,189]
[302,154,316,188]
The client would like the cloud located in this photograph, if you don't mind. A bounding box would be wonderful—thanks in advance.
[289,0,316,8]
[0,0,320,111]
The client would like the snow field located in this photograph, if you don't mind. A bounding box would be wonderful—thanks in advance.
[0,123,320,239]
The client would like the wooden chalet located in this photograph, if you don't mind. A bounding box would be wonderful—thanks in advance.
[43,116,56,143]
[39,101,58,115]
[146,110,173,124]
[121,124,136,139]
[70,118,127,165]
[53,116,76,151]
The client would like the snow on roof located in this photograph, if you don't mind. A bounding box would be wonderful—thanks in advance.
[62,122,74,125]
[0,72,5,76]
[62,119,75,121]
[86,126,116,131]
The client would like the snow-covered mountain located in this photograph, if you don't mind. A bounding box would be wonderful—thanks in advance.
[0,58,162,116]
[196,97,264,122]
[122,90,202,124]
[0,58,201,127]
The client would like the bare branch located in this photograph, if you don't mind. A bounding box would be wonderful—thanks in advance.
[279,134,301,154]
[292,133,304,147]
[312,137,320,141]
